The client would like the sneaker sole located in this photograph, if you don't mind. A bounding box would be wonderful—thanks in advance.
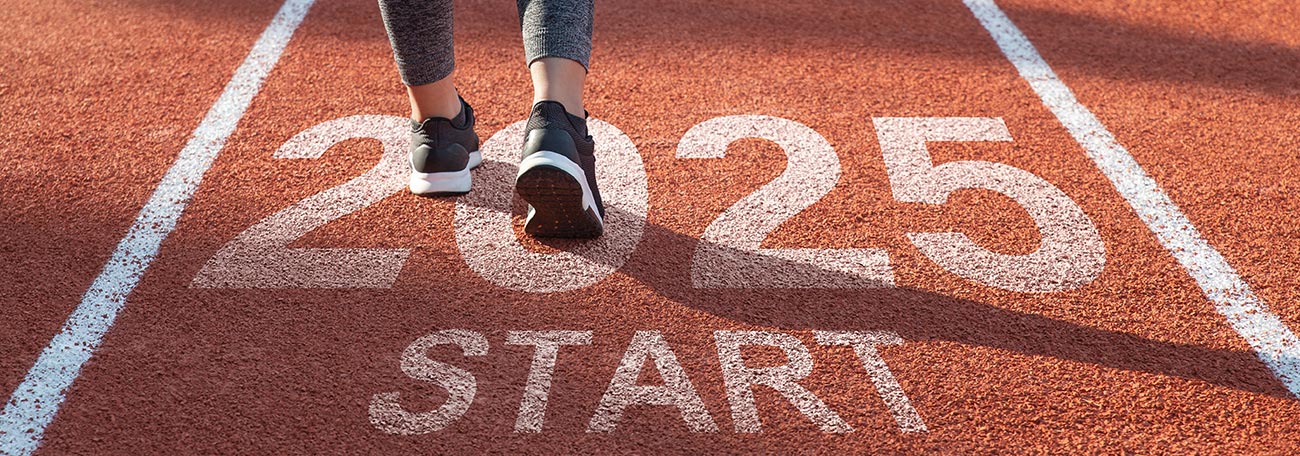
[409,150,482,195]
[516,151,603,238]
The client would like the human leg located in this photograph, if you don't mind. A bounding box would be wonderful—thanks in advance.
[378,0,480,194]
[378,0,462,121]
[517,0,594,117]
[514,0,604,237]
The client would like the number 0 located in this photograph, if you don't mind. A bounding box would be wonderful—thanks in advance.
[453,119,649,293]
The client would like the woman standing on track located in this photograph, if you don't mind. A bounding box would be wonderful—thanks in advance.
[378,0,605,238]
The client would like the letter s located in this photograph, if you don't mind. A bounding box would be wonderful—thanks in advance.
[369,330,488,435]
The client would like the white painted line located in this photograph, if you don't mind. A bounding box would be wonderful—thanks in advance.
[0,0,315,453]
[961,0,1300,396]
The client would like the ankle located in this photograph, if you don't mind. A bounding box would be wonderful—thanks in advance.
[407,80,462,122]
[411,97,462,123]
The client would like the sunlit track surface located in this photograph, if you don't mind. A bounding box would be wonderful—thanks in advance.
[2,0,1299,453]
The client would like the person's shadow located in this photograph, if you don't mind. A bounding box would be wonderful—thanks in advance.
[459,158,1293,400]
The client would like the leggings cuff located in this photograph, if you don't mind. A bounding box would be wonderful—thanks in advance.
[396,58,455,87]
[525,39,591,70]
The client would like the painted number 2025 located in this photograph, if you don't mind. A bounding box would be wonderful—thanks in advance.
[191,115,1105,293]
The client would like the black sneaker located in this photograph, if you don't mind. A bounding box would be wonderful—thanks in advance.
[514,101,604,238]
[408,97,481,195]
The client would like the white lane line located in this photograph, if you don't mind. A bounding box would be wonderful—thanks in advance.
[961,0,1300,397]
[0,0,315,453]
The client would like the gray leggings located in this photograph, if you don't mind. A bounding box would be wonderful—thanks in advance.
[378,0,593,86]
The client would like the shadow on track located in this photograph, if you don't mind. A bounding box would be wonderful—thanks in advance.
[458,158,1294,400]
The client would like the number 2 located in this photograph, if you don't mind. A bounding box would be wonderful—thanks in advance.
[677,115,895,288]
[192,115,411,288]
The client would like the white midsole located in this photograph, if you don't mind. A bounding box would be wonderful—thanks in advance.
[409,150,481,194]
[517,151,602,225]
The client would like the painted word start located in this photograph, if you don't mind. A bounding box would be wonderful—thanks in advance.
[369,330,927,434]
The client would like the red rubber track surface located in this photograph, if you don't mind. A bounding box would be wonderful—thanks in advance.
[3,0,1299,453]
[1,0,284,420]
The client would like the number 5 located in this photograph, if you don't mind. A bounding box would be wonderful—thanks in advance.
[873,117,1104,292]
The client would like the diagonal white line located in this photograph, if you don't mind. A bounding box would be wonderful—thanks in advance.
[0,0,316,453]
[962,0,1300,397]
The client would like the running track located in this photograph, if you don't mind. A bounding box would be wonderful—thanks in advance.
[3,0,1300,453]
